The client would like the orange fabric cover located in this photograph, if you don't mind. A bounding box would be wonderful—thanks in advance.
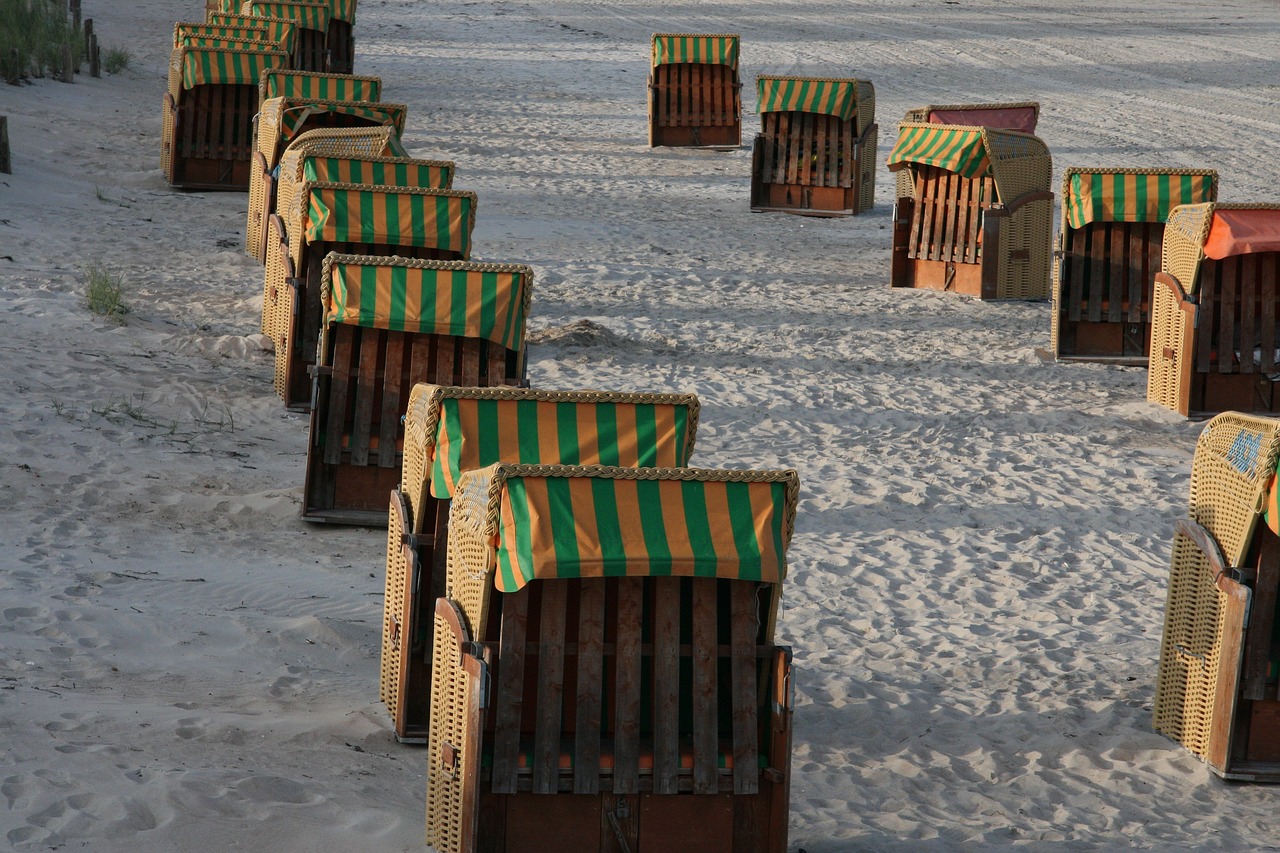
[1203,209,1280,260]
[928,107,1037,133]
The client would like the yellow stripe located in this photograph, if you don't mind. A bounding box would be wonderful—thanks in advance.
[701,483,733,566]
[454,398,481,493]
[657,480,694,565]
[537,401,561,463]
[611,477,648,562]
[574,404,600,465]
[613,404,639,467]
[495,400,522,467]
[747,481,782,582]
[567,477,602,574]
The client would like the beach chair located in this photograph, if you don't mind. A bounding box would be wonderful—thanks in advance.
[241,1,331,71]
[246,94,405,262]
[383,385,700,742]
[1148,204,1280,417]
[205,12,299,59]
[161,45,289,190]
[893,102,1039,202]
[264,183,477,410]
[425,463,799,853]
[1154,411,1280,780]
[325,0,357,74]
[257,67,381,109]
[887,122,1054,300]
[749,76,877,217]
[304,257,531,525]
[175,22,272,47]
[1052,168,1218,363]
[648,33,741,148]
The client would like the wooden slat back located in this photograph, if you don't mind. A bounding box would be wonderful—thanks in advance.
[759,111,854,188]
[177,83,257,160]
[652,63,737,128]
[485,576,769,796]
[1061,222,1165,327]
[1195,252,1280,375]
[906,166,994,265]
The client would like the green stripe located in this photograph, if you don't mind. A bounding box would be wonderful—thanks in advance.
[671,406,689,465]
[515,399,541,463]
[358,263,378,326]
[450,269,469,334]
[595,405,619,467]
[680,481,717,577]
[634,404,658,466]
[478,271,497,344]
[498,271,521,354]
[1111,173,1125,224]
[555,403,580,464]
[416,261,439,331]
[383,187,400,247]
[591,477,626,577]
[476,398,501,468]
[434,399,461,492]
[544,477,581,578]
[1157,173,1172,221]
[388,264,407,331]
[357,189,374,244]
[436,195,452,251]
[1134,173,1148,223]
[634,479,673,575]
[500,477,534,590]
[723,481,763,581]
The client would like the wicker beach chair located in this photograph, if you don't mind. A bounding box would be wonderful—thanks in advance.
[893,102,1039,202]
[240,1,331,71]
[304,257,531,525]
[382,385,700,742]
[1148,204,1280,417]
[1154,411,1280,780]
[257,67,381,108]
[1052,168,1218,363]
[426,463,799,853]
[162,44,289,190]
[246,94,405,261]
[175,21,273,47]
[205,12,299,58]
[264,183,477,410]
[648,33,742,148]
[749,76,877,216]
[887,122,1054,300]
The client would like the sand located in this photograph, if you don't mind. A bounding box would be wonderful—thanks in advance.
[2,0,1279,850]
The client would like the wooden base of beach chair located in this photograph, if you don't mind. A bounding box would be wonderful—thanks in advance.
[1149,262,1280,417]
[429,577,792,853]
[293,28,328,72]
[327,21,354,74]
[649,63,741,149]
[302,328,521,525]
[1053,221,1163,363]
[749,117,876,217]
[163,84,257,191]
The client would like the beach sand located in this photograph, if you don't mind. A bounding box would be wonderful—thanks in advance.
[2,0,1279,850]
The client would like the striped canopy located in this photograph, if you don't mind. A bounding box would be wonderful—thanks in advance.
[416,388,698,499]
[260,69,381,102]
[179,46,288,89]
[302,156,454,190]
[327,0,357,23]
[241,1,330,31]
[300,186,476,256]
[1064,169,1218,229]
[275,101,406,143]
[479,465,798,593]
[208,14,297,53]
[176,36,275,51]
[322,257,524,348]
[175,23,270,45]
[651,33,739,70]
[1203,208,1280,260]
[756,76,860,121]
[887,124,990,178]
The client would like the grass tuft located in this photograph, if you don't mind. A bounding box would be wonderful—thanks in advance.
[102,45,130,75]
[85,264,128,323]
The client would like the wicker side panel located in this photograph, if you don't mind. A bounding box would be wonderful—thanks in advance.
[1152,529,1228,757]
[401,383,439,526]
[447,481,496,637]
[1162,204,1213,293]
[425,608,470,853]
[854,80,875,138]
[1146,278,1189,414]
[161,93,174,179]
[995,197,1053,300]
[246,153,270,260]
[263,216,292,397]
[1188,412,1280,564]
[858,124,877,215]
[380,490,411,710]
[985,131,1052,205]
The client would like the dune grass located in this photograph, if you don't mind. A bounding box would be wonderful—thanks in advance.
[0,0,83,83]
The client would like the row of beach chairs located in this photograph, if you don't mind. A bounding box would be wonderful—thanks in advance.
[159,12,804,850]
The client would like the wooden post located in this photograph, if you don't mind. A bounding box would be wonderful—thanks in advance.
[71,0,81,32]
[61,44,73,83]
[0,117,10,175]
[83,19,93,59]
[89,35,99,78]
[6,48,17,86]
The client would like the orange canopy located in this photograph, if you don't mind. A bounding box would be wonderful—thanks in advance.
[1203,209,1280,260]
[928,106,1037,133]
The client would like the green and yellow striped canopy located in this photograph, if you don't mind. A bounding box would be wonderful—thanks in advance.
[651,33,739,69]
[176,35,278,52]
[175,23,270,46]
[473,465,798,593]
[887,124,990,178]
[300,185,476,256]
[756,76,861,121]
[321,258,528,350]
[327,0,357,23]
[206,0,242,13]
[241,0,330,31]
[275,101,406,143]
[302,156,454,190]
[259,69,381,102]
[1064,168,1218,229]
[208,13,297,54]
[179,46,288,89]
[415,388,698,500]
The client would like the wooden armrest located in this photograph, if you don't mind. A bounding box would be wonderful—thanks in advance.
[770,646,793,732]
[1154,271,1194,305]
[435,597,491,682]
[1175,518,1251,604]
[989,189,1054,217]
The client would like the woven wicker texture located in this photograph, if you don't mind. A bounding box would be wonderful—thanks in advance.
[1154,413,1280,758]
[379,490,412,713]
[262,214,293,398]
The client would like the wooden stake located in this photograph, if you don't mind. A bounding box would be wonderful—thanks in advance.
[61,44,73,83]
[89,34,99,78]
[0,116,11,175]
[71,0,81,32]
